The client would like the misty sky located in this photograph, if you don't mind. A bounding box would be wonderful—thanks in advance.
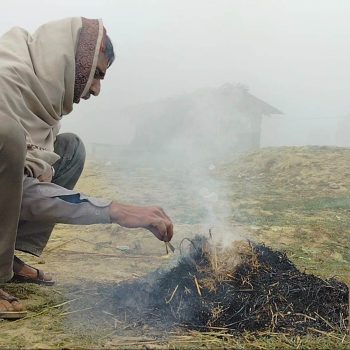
[1,0,350,147]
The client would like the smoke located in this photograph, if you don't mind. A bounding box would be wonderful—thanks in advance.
[87,84,260,247]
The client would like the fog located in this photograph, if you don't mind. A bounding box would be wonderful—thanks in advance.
[2,0,350,148]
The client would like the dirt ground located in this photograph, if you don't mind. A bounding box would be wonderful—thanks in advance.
[1,146,350,349]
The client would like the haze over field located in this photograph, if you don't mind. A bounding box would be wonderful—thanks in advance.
[2,0,350,148]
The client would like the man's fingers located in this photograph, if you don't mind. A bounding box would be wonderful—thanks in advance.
[166,222,174,242]
[147,219,173,243]
[148,221,168,242]
[157,220,173,242]
[147,207,173,242]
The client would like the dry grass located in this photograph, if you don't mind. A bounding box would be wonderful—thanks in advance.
[200,240,258,292]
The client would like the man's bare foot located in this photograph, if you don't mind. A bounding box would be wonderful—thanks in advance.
[12,256,54,285]
[0,289,27,319]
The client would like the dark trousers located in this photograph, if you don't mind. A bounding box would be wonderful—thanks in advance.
[15,133,86,257]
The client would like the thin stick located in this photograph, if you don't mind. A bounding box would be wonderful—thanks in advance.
[110,340,161,346]
[59,307,94,316]
[294,313,316,321]
[213,246,218,271]
[314,312,338,331]
[166,285,179,304]
[46,238,78,252]
[75,238,129,252]
[47,237,129,253]
[165,242,175,253]
[308,328,343,341]
[194,276,202,296]
[57,250,162,259]
[51,298,79,309]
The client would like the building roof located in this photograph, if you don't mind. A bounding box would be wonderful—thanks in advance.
[209,83,283,115]
[123,83,283,120]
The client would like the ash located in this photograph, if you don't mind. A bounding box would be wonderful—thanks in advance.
[107,236,348,334]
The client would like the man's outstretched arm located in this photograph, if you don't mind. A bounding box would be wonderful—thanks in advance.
[20,176,174,242]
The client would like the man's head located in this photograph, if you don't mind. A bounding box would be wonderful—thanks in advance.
[81,35,115,100]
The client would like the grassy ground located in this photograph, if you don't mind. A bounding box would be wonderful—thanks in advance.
[0,146,349,349]
[218,146,350,284]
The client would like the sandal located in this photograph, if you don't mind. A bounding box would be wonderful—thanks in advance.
[11,256,55,286]
[0,289,27,319]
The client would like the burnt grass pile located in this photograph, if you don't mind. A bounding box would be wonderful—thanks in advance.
[108,236,348,334]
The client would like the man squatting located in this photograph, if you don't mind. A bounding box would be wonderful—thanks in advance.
[0,17,174,318]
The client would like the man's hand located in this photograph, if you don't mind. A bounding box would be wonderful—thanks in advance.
[109,202,173,242]
[37,167,54,183]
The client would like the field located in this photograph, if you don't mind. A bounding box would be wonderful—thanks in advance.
[1,146,350,349]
